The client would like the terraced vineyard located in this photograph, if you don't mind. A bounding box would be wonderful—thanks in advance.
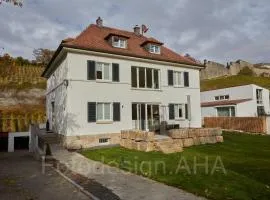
[0,65,46,90]
[0,106,46,132]
[0,58,47,132]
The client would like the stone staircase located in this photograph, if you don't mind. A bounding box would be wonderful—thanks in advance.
[153,135,183,154]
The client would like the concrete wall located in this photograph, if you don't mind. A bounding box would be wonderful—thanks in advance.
[8,132,29,152]
[65,52,202,136]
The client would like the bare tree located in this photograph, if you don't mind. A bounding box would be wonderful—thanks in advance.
[33,48,55,66]
[0,0,23,7]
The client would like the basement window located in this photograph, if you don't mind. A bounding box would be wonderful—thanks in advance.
[99,138,109,144]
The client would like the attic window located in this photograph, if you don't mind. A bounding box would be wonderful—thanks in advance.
[112,36,127,48]
[149,44,160,54]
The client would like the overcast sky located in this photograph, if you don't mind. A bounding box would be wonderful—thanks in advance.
[0,0,269,64]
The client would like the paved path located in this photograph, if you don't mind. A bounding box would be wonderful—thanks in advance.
[51,145,205,200]
[0,151,90,200]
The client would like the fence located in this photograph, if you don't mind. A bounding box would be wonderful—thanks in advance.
[204,117,270,134]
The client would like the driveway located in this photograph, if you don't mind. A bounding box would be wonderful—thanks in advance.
[0,151,91,200]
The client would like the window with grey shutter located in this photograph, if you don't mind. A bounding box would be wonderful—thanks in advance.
[113,102,120,121]
[185,104,189,119]
[168,70,173,86]
[169,104,175,120]
[112,63,119,82]
[184,72,189,87]
[87,60,96,80]
[88,102,96,122]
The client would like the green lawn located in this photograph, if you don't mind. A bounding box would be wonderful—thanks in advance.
[201,75,270,91]
[81,132,270,200]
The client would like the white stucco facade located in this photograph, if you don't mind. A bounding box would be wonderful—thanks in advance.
[201,84,270,118]
[45,49,202,138]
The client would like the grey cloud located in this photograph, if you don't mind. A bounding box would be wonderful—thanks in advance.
[0,0,269,63]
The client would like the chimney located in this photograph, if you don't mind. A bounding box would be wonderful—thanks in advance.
[133,25,141,36]
[96,17,103,27]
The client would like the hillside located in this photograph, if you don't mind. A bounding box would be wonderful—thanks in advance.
[0,55,46,132]
[201,75,270,91]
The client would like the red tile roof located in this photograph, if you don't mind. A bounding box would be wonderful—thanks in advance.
[201,99,252,107]
[64,24,202,65]
[43,24,204,77]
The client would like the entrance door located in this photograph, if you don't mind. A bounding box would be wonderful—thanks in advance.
[132,103,160,131]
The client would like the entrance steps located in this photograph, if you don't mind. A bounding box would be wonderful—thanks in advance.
[153,135,183,154]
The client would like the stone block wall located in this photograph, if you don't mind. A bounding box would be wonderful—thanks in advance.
[61,133,121,149]
[120,128,223,153]
[167,128,223,147]
[120,130,155,152]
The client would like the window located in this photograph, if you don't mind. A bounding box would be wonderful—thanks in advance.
[99,138,109,143]
[173,71,182,86]
[216,106,235,117]
[257,106,265,116]
[96,62,110,80]
[149,44,160,54]
[215,95,230,101]
[97,103,112,121]
[131,66,160,89]
[112,36,126,48]
[174,104,184,119]
[168,70,189,87]
[256,89,263,104]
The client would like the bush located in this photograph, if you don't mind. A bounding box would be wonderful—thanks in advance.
[238,66,255,76]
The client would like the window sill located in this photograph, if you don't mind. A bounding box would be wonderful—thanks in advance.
[131,87,162,92]
[174,118,186,121]
[96,121,113,124]
[96,79,112,83]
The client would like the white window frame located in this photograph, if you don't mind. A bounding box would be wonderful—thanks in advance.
[214,95,230,101]
[216,106,236,117]
[96,103,112,121]
[96,62,111,81]
[112,36,127,48]
[132,66,160,90]
[174,104,185,120]
[149,44,160,54]
[173,71,183,87]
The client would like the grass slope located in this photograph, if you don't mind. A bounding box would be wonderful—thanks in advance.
[201,75,270,91]
[81,133,270,200]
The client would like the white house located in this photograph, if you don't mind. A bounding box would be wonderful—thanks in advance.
[201,84,270,118]
[42,18,204,148]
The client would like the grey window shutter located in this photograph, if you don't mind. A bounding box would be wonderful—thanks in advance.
[169,104,175,120]
[88,102,96,122]
[168,70,173,86]
[87,60,96,80]
[185,104,189,119]
[184,72,189,87]
[113,102,120,121]
[112,63,119,82]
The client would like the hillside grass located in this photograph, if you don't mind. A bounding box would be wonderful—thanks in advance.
[81,132,270,200]
[201,75,270,91]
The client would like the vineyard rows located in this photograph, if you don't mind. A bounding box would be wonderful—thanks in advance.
[0,110,46,132]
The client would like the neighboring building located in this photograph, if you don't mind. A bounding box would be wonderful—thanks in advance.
[42,18,204,148]
[201,84,270,118]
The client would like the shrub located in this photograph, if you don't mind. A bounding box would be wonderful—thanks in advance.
[238,66,255,76]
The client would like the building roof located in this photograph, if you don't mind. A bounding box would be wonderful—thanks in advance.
[201,99,252,107]
[42,23,204,77]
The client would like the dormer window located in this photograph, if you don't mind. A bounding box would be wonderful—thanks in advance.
[149,44,160,54]
[112,36,127,48]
